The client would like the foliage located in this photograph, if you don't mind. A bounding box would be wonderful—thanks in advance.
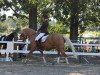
[16,17,29,28]
[83,31,100,36]
[78,0,100,33]
[49,21,69,34]
[0,17,29,34]
[9,17,29,30]
[0,21,10,33]
[0,0,100,40]
[50,0,70,26]
[50,0,100,33]
[0,0,52,20]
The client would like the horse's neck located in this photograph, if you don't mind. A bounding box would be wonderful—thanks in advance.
[6,35,14,41]
[28,34,37,40]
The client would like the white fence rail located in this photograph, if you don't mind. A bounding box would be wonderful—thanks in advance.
[73,43,100,46]
[0,41,100,61]
[0,40,30,61]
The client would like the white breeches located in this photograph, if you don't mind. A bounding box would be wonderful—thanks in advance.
[35,33,45,41]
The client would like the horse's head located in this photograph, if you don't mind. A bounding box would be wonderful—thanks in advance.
[20,32,27,41]
[20,28,36,41]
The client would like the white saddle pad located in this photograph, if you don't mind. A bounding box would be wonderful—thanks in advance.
[41,35,48,42]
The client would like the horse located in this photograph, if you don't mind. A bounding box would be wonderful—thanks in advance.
[0,32,16,49]
[20,28,77,64]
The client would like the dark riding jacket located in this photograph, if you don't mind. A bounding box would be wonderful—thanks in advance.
[38,20,49,35]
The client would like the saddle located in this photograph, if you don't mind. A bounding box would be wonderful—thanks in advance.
[36,35,48,49]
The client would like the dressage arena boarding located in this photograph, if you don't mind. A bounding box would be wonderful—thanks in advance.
[0,40,100,75]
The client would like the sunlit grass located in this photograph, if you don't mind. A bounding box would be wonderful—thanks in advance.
[83,31,100,36]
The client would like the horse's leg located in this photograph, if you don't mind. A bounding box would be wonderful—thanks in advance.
[23,50,34,63]
[23,44,36,63]
[57,50,60,63]
[27,43,37,58]
[65,57,69,64]
[27,50,34,58]
[58,48,69,64]
[40,50,46,63]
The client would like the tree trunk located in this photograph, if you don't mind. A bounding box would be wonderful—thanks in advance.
[29,5,37,30]
[70,0,79,42]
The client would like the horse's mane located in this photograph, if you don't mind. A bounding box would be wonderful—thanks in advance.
[21,28,37,37]
[6,32,16,41]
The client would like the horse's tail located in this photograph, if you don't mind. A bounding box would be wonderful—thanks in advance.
[63,36,77,59]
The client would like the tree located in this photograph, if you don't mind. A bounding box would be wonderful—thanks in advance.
[0,0,37,30]
[0,0,52,30]
[16,17,28,28]
[69,0,79,41]
[1,0,100,41]
[49,21,68,34]
[0,21,12,34]
[50,0,100,41]
[50,0,79,41]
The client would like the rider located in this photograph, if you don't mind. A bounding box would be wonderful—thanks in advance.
[35,14,49,45]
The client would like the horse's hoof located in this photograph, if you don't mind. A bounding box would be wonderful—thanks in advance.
[22,58,28,63]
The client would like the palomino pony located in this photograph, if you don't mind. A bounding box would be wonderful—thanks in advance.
[20,28,77,63]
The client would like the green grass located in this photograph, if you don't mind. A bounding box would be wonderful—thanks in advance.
[83,31,100,36]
